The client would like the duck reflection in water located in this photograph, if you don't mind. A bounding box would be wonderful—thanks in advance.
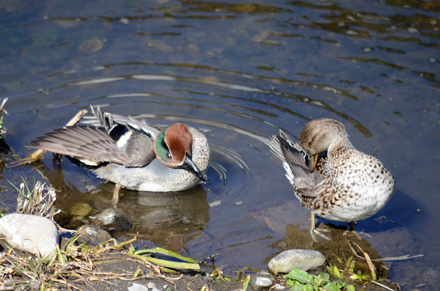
[31,159,210,252]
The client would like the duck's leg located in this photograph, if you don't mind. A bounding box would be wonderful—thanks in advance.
[309,212,317,240]
[112,182,122,207]
[310,213,332,242]
[342,221,363,240]
[349,221,356,231]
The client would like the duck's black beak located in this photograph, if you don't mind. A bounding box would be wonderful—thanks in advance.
[182,154,207,181]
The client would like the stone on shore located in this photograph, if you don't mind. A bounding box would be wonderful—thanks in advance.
[77,225,111,245]
[249,272,273,289]
[0,214,58,257]
[268,249,325,274]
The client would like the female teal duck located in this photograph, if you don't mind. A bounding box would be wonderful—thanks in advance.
[30,107,210,203]
[270,118,395,240]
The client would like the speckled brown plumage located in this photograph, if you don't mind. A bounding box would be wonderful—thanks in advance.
[270,118,395,223]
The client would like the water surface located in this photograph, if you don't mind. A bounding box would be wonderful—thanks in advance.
[1,0,439,289]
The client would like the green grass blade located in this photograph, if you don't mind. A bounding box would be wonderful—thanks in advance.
[242,274,250,291]
[140,256,200,271]
[134,247,199,263]
[6,178,25,197]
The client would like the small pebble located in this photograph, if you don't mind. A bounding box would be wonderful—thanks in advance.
[79,38,104,53]
[209,200,222,207]
[69,202,92,218]
[128,283,148,291]
[120,18,129,25]
[94,208,132,231]
[249,272,273,289]
[77,225,111,245]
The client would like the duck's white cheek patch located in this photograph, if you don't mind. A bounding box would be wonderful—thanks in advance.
[117,130,133,148]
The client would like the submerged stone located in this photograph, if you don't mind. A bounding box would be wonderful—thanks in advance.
[69,202,93,218]
[268,249,325,274]
[93,208,132,231]
[79,38,104,53]
[0,214,58,257]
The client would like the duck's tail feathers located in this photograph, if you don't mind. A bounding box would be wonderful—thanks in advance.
[269,130,315,185]
[83,105,160,139]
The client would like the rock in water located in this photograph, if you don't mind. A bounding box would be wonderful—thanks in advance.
[0,214,58,257]
[268,249,325,274]
[93,208,132,231]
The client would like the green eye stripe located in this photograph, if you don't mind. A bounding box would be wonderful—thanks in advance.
[155,128,171,162]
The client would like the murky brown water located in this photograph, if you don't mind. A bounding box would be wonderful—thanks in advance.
[1,0,439,289]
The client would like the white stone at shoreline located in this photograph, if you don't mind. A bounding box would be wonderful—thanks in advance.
[128,283,148,291]
[268,249,326,274]
[0,214,58,258]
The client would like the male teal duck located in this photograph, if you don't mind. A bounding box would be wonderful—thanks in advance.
[30,106,210,203]
[270,118,395,240]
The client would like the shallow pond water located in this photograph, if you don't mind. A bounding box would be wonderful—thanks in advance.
[1,0,439,289]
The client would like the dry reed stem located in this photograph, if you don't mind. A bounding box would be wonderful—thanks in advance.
[345,237,423,262]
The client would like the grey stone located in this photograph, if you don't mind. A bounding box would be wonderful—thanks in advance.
[268,249,325,274]
[94,208,132,231]
[249,272,273,289]
[0,214,58,257]
[77,225,111,245]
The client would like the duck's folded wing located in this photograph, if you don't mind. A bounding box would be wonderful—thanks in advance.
[29,126,153,167]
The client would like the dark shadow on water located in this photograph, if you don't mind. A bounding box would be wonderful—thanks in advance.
[355,189,425,233]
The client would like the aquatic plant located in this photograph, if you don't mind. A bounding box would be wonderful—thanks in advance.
[8,177,59,218]
[284,267,352,291]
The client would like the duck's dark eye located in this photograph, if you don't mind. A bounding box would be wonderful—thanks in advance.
[166,152,172,159]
